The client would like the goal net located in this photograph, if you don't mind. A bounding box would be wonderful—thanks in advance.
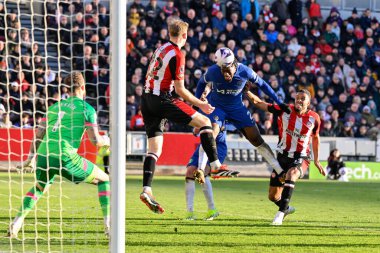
[0,0,112,251]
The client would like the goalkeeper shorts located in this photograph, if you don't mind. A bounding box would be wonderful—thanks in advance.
[36,153,96,188]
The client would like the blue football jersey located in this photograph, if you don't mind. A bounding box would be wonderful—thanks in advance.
[195,63,282,108]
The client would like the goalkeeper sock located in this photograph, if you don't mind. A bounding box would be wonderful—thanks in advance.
[16,186,43,218]
[143,153,158,187]
[201,176,215,210]
[279,180,295,212]
[98,181,110,226]
[256,142,283,174]
[14,186,44,231]
[185,178,195,212]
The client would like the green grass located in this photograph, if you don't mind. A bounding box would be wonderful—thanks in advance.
[1,174,380,252]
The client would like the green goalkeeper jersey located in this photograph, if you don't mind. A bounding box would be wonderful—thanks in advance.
[37,96,97,157]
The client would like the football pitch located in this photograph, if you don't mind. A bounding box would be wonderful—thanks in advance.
[1,174,380,252]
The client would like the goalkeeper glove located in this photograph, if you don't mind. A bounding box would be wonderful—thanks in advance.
[17,153,36,174]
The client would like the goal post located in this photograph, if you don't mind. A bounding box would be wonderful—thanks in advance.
[110,0,126,252]
[1,0,126,251]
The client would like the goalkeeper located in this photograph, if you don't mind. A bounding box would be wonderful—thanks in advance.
[8,72,111,239]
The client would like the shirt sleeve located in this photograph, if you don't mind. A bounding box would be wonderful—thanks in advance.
[247,68,282,105]
[195,73,208,99]
[85,103,98,128]
[169,50,185,81]
[267,104,283,117]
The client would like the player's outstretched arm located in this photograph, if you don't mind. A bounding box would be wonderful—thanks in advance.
[248,69,291,114]
[194,75,207,99]
[17,120,46,172]
[246,91,270,112]
[312,135,326,176]
[87,126,110,148]
[174,80,214,114]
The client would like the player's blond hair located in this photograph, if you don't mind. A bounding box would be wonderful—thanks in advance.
[168,18,188,38]
[64,71,85,91]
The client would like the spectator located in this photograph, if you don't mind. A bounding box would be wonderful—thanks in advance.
[361,105,376,126]
[241,0,260,22]
[288,0,303,28]
[320,120,335,136]
[262,5,273,24]
[344,103,361,123]
[212,11,227,33]
[162,0,179,18]
[306,0,321,20]
[326,149,346,180]
[271,0,289,23]
[130,107,145,131]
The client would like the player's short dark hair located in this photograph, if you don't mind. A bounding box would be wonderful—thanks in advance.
[297,89,311,99]
[64,71,84,91]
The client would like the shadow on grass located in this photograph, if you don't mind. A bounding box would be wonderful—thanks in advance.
[125,241,380,248]
[126,230,380,237]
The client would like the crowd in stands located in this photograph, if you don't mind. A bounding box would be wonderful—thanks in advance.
[0,0,379,140]
[127,0,380,139]
[0,0,111,129]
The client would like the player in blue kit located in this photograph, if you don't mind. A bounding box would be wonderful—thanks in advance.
[185,125,227,220]
[194,47,291,179]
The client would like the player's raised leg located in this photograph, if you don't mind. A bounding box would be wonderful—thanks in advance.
[241,125,284,175]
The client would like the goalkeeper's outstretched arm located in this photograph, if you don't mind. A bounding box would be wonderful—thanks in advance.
[18,120,46,170]
[28,120,46,159]
[86,126,110,148]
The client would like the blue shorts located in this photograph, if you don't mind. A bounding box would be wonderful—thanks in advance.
[202,104,255,130]
[187,132,227,167]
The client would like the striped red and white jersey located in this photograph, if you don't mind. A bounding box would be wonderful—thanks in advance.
[145,41,185,96]
[268,104,321,158]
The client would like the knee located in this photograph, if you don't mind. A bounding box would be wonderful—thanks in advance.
[247,134,264,147]
[195,114,211,128]
[185,166,196,179]
[287,168,300,180]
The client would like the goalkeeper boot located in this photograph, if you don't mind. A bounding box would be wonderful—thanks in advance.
[140,192,165,214]
[284,206,296,220]
[211,164,240,179]
[6,223,19,239]
[271,211,285,226]
[205,209,219,221]
[193,169,205,184]
[185,211,196,220]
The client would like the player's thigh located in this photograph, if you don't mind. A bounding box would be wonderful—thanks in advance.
[286,158,310,180]
[160,97,198,126]
[196,107,226,129]
[227,105,255,130]
[61,154,99,184]
[141,95,166,138]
